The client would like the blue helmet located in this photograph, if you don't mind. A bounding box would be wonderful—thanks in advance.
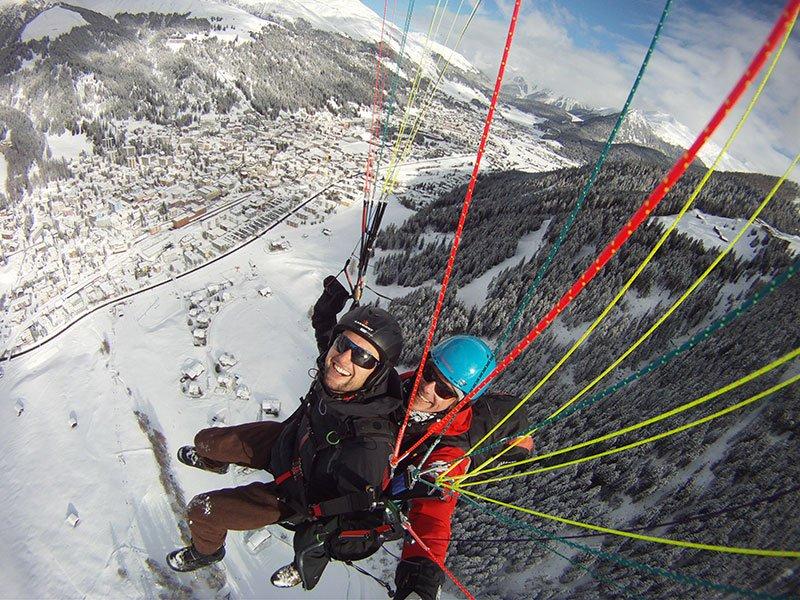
[430,335,497,400]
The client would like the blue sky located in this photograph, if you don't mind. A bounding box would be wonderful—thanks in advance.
[361,0,799,177]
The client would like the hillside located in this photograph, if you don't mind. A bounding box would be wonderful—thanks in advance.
[0,1,798,599]
[376,161,800,598]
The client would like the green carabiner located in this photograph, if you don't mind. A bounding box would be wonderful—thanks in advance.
[326,431,341,445]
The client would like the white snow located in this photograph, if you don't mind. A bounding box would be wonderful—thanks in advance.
[627,109,748,172]
[498,104,545,129]
[46,131,93,161]
[18,52,39,71]
[231,0,477,75]
[339,140,369,155]
[0,197,416,598]
[20,6,89,42]
[653,208,775,261]
[457,220,551,309]
[67,0,272,41]
[438,78,489,105]
[0,152,7,194]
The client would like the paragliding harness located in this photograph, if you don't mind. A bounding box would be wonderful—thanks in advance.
[272,370,533,585]
[271,389,406,563]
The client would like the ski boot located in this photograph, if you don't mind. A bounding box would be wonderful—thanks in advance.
[166,544,225,572]
[177,445,228,474]
[270,563,302,588]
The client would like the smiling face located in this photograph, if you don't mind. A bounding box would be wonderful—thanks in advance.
[410,362,462,414]
[322,330,380,394]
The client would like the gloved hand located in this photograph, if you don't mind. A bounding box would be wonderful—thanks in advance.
[312,275,351,354]
[313,275,350,320]
[394,556,444,600]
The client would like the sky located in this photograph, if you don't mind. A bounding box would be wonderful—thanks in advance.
[362,0,800,179]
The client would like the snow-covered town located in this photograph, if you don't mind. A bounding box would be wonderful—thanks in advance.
[0,108,371,354]
[0,85,574,356]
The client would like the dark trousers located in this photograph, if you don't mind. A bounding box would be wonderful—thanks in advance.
[187,422,294,555]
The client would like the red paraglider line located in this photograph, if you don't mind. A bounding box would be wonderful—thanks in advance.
[392,0,523,463]
[394,0,800,467]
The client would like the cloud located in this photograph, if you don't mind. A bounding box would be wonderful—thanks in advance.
[630,3,800,177]
[417,1,799,179]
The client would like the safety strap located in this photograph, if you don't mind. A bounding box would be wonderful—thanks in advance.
[309,487,380,519]
[273,457,303,486]
[338,523,395,540]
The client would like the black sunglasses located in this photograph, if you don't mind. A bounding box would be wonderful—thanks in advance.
[421,361,463,401]
[333,334,380,370]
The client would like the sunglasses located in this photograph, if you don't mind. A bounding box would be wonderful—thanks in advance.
[333,334,380,370]
[421,361,463,401]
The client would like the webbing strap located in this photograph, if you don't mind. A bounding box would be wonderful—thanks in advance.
[310,488,378,519]
[338,524,394,539]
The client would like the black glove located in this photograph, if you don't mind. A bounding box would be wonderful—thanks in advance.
[394,556,444,600]
[314,275,350,319]
[312,276,351,354]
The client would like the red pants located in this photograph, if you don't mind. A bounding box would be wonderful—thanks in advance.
[187,422,294,555]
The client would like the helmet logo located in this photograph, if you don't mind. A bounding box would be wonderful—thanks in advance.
[354,319,374,332]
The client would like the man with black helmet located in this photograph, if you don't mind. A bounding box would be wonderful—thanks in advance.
[166,278,404,590]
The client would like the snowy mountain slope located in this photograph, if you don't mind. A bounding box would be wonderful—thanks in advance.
[0,200,411,599]
[65,0,274,40]
[227,0,478,75]
[19,5,88,41]
[55,0,482,82]
[572,108,749,171]
[653,208,800,261]
[623,109,748,172]
[502,72,750,172]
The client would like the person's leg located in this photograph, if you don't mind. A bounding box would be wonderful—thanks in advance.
[194,421,285,470]
[187,481,292,555]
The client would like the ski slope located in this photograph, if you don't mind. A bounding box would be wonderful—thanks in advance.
[19,6,89,42]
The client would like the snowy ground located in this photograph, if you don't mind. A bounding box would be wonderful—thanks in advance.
[19,6,89,42]
[0,199,419,599]
[457,219,551,309]
[0,152,7,196]
[46,131,93,160]
[653,208,799,261]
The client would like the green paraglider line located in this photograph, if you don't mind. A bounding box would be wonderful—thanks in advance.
[454,491,790,600]
[494,0,673,353]
[463,258,800,460]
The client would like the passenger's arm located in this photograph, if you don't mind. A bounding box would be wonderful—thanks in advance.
[401,446,467,563]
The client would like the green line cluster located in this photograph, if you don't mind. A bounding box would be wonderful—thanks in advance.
[457,493,789,599]
[468,258,799,461]
[494,0,673,353]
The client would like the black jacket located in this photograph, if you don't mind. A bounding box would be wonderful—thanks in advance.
[271,278,403,589]
[268,365,402,512]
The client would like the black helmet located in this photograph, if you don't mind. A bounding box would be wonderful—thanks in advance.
[331,305,403,387]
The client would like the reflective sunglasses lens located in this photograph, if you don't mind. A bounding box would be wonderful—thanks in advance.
[334,335,378,369]
[422,362,459,400]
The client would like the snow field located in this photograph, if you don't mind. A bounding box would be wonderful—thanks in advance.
[653,208,793,262]
[20,6,89,42]
[0,194,421,598]
[0,153,7,195]
[46,131,93,161]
